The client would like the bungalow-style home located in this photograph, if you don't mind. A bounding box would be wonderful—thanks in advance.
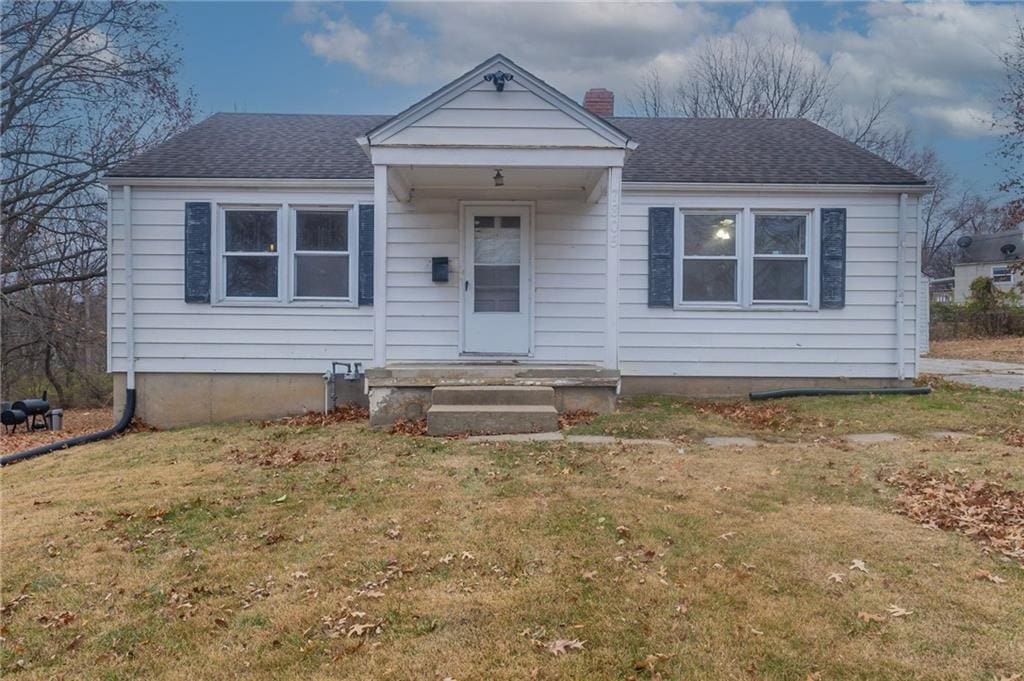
[102,55,929,433]
[952,230,1022,303]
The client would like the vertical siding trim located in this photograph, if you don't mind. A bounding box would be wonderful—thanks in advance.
[373,165,388,366]
[896,193,907,380]
[605,167,621,369]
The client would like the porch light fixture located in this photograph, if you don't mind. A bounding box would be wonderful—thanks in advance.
[493,169,504,187]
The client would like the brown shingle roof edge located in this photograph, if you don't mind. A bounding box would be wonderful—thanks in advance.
[105,113,927,186]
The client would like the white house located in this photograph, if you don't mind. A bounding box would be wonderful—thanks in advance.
[102,55,929,432]
[952,230,1022,303]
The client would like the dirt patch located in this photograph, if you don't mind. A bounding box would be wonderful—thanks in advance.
[694,401,803,432]
[928,336,1024,363]
[257,403,368,428]
[558,410,596,429]
[884,467,1024,564]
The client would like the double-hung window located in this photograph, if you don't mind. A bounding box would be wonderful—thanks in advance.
[992,266,1013,284]
[752,213,810,304]
[680,212,739,303]
[218,204,355,303]
[677,208,814,308]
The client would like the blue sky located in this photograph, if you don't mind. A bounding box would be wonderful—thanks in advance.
[167,1,1016,192]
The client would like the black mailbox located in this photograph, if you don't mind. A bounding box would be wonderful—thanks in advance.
[432,257,449,283]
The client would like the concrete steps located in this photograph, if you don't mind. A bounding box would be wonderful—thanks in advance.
[426,386,559,436]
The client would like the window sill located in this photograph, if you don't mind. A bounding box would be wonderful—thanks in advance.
[213,299,360,309]
[673,303,818,313]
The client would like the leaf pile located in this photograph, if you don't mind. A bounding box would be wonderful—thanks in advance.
[1,409,114,457]
[694,401,801,432]
[390,418,427,436]
[884,468,1024,564]
[258,403,369,428]
[559,410,597,429]
[1004,428,1024,448]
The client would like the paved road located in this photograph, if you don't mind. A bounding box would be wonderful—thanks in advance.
[919,357,1024,391]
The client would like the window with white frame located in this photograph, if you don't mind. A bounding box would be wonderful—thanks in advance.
[294,209,351,299]
[680,212,739,303]
[223,208,280,298]
[677,208,814,308]
[753,213,810,303]
[218,204,355,303]
[992,265,1014,283]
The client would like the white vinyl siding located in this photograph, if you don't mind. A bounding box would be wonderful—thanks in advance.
[377,79,619,149]
[619,191,920,379]
[108,187,374,374]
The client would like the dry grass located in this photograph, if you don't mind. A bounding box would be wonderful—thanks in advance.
[928,336,1024,363]
[2,384,1023,680]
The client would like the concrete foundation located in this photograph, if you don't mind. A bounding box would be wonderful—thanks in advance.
[113,372,367,429]
[619,375,915,399]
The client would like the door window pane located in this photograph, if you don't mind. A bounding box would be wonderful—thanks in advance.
[296,254,349,297]
[226,256,278,297]
[754,259,807,301]
[474,216,520,265]
[474,265,520,312]
[297,211,347,251]
[755,215,806,255]
[684,214,736,256]
[226,210,277,252]
[682,260,737,302]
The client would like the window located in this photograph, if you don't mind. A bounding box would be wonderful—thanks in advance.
[753,213,809,303]
[294,209,350,299]
[680,213,739,303]
[223,209,279,298]
[217,204,356,304]
[473,215,521,312]
[992,266,1013,283]
[676,208,816,309]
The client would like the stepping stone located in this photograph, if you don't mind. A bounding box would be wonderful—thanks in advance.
[617,438,676,447]
[566,435,616,445]
[926,430,971,440]
[466,431,564,443]
[843,432,902,444]
[703,436,760,448]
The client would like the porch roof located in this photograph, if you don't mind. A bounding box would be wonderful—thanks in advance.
[105,114,926,186]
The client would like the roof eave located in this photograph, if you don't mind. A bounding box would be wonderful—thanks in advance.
[622,181,933,194]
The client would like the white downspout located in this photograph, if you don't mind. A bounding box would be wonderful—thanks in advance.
[123,185,136,391]
[896,193,907,381]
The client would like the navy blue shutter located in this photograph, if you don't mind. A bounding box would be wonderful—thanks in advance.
[184,202,212,303]
[648,207,674,307]
[358,204,374,305]
[820,208,847,309]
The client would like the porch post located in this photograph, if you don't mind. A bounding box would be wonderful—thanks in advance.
[373,164,388,367]
[604,166,622,369]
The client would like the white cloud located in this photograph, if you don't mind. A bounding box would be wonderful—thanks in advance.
[297,0,1017,139]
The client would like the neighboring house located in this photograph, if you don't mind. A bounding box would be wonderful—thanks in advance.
[102,55,930,430]
[953,231,1023,303]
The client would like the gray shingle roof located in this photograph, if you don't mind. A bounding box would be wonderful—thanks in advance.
[106,112,926,185]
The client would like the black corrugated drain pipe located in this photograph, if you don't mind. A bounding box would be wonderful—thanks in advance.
[749,386,931,401]
[0,389,136,466]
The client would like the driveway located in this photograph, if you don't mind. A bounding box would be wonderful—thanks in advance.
[920,357,1024,391]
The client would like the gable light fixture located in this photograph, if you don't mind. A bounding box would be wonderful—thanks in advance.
[484,70,513,91]
[493,169,504,187]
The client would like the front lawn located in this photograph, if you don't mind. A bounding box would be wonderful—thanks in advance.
[1,383,1022,680]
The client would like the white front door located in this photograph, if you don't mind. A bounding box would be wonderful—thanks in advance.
[462,204,531,355]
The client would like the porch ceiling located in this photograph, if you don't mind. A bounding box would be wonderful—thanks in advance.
[390,165,606,200]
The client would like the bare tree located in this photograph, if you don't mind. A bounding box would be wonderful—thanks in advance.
[1,1,194,404]
[627,65,668,117]
[995,20,1024,221]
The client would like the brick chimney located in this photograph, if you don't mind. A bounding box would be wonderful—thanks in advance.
[583,88,614,117]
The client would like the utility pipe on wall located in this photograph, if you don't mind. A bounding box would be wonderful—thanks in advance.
[895,193,907,381]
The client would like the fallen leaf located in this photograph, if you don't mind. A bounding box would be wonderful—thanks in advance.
[974,570,1008,584]
[886,604,913,618]
[547,639,585,655]
[581,570,598,581]
[827,573,844,583]
[857,611,886,623]
[849,559,868,573]
[272,495,287,504]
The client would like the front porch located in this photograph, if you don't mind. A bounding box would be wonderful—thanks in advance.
[366,363,620,430]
